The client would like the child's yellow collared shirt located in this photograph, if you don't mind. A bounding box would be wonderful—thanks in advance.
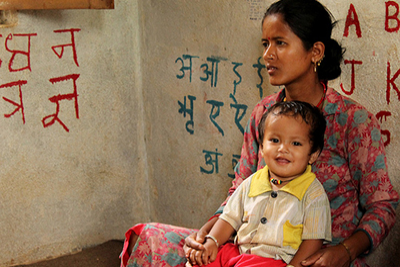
[220,165,331,264]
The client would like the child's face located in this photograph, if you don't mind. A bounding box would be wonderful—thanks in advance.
[260,113,320,181]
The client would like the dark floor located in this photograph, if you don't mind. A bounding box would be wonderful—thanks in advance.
[14,240,124,267]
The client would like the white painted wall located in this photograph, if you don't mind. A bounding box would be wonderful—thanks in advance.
[0,0,149,265]
[0,0,399,266]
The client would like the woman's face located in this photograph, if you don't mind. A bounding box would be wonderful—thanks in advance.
[262,14,315,89]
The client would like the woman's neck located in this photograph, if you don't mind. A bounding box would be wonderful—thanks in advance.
[285,81,325,106]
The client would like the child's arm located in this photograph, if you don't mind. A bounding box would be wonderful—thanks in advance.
[288,239,323,267]
[200,218,235,265]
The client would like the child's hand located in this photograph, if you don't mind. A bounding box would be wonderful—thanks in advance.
[185,247,205,266]
[201,238,219,265]
[185,239,218,266]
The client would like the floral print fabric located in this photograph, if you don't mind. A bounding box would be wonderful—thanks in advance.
[121,223,197,267]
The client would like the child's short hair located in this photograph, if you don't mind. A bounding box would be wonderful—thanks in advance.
[258,101,326,154]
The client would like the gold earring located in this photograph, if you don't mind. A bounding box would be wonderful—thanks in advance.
[318,55,325,66]
[314,55,324,73]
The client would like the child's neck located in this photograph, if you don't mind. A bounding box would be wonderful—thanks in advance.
[270,176,296,189]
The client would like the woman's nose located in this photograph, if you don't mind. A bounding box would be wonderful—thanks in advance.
[263,45,275,61]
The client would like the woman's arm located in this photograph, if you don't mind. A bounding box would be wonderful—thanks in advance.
[346,108,398,250]
[301,231,370,267]
[184,217,218,251]
[303,104,398,267]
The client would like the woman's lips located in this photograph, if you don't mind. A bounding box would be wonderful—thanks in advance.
[267,65,277,75]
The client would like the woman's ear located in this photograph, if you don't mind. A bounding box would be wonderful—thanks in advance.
[308,149,321,165]
[312,41,325,63]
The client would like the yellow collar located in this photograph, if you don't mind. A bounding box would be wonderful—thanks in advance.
[248,165,315,200]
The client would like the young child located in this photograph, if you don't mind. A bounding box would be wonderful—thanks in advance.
[186,101,331,267]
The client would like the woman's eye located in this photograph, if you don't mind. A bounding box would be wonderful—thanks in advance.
[277,40,285,45]
[262,42,269,48]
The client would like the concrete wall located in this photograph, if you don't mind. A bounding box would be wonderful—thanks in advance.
[0,0,149,265]
[0,0,399,266]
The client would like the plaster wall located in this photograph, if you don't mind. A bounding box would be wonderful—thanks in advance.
[0,0,399,266]
[0,0,149,265]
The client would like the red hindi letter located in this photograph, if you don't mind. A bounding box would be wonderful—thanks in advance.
[6,33,37,72]
[52,28,81,67]
[376,111,392,147]
[0,80,28,123]
[42,74,80,132]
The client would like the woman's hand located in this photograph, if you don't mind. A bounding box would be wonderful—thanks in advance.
[185,239,219,266]
[185,247,205,266]
[184,231,207,252]
[302,232,370,267]
[301,245,351,267]
[184,217,219,265]
[184,231,207,266]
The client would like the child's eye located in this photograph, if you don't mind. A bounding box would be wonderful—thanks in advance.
[270,138,279,143]
[293,141,302,146]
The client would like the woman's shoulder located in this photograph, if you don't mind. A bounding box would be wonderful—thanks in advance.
[250,90,283,118]
[325,87,374,118]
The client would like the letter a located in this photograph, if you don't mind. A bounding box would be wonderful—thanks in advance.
[343,4,362,37]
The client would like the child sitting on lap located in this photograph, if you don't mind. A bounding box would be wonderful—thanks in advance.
[186,101,331,267]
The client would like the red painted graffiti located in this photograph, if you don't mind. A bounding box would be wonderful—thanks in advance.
[5,33,37,72]
[42,74,80,132]
[340,59,363,95]
[386,1,400,32]
[0,80,27,124]
[344,4,362,37]
[376,111,392,147]
[52,28,81,67]
[386,61,400,104]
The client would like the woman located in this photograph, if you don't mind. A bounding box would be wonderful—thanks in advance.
[120,1,399,266]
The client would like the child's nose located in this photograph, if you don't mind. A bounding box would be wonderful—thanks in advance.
[278,143,289,153]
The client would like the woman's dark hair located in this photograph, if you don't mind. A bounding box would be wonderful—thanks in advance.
[258,101,326,155]
[263,0,345,81]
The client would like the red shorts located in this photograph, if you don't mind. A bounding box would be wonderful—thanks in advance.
[193,243,287,267]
